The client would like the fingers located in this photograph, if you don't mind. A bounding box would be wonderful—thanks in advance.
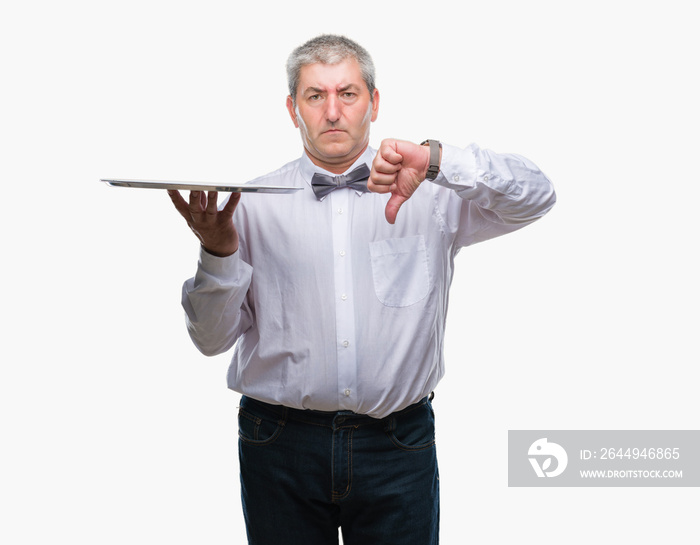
[167,189,240,256]
[205,191,219,216]
[376,138,403,163]
[375,141,403,172]
[370,138,428,224]
[222,192,241,216]
[369,141,403,194]
[368,165,400,192]
[181,190,220,218]
[367,173,396,194]
[188,190,207,217]
[169,189,238,223]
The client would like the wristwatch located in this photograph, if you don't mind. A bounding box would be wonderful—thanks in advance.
[420,139,441,180]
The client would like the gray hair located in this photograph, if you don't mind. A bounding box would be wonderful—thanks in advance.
[286,34,376,105]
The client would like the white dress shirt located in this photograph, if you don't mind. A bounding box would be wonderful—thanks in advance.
[181,143,555,418]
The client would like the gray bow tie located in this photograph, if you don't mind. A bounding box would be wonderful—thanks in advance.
[311,164,371,200]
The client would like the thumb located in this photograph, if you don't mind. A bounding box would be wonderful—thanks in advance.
[385,193,408,224]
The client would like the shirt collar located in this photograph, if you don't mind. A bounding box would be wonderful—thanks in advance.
[299,147,376,198]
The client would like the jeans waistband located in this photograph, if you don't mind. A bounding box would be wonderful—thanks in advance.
[240,394,432,428]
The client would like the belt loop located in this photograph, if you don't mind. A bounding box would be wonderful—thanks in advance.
[383,416,396,433]
[429,391,435,402]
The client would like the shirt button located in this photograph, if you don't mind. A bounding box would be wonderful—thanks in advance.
[341,294,348,301]
[453,175,460,182]
[339,250,346,257]
[344,388,351,397]
[337,208,343,215]
[483,175,489,182]
[342,340,350,348]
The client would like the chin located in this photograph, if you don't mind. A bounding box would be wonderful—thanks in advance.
[319,145,355,159]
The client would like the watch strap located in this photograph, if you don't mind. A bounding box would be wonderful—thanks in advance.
[420,139,441,180]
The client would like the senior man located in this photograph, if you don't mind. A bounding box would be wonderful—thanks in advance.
[169,34,555,545]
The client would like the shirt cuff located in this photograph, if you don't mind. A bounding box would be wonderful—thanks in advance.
[197,245,251,284]
[429,143,479,192]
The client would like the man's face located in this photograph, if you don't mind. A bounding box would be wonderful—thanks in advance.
[286,58,379,174]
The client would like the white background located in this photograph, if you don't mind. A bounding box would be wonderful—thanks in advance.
[1,0,698,543]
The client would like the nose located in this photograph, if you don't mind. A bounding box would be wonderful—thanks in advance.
[325,94,341,123]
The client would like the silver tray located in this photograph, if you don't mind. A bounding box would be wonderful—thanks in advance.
[101,178,304,193]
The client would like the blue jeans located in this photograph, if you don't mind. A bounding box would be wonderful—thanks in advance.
[238,395,439,545]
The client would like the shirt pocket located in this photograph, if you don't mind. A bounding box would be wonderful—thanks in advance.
[369,235,430,308]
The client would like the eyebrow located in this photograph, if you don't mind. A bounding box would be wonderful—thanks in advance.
[302,83,362,96]
[302,86,325,96]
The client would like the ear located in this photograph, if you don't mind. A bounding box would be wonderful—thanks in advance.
[286,95,299,128]
[370,89,380,122]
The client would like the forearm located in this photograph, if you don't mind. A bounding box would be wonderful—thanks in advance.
[181,247,254,356]
[433,143,556,225]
